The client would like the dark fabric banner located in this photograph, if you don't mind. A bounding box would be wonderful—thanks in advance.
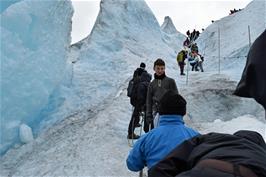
[234,30,266,110]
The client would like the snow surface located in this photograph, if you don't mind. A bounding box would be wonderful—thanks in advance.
[0,0,265,176]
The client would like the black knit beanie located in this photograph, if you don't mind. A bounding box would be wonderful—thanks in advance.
[159,90,187,116]
[140,62,146,69]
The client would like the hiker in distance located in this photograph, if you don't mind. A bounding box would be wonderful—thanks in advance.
[176,50,188,75]
[146,58,178,130]
[127,90,199,172]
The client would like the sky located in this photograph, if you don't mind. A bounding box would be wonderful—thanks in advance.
[71,0,252,44]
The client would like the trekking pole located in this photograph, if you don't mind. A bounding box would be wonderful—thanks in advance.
[186,55,189,85]
[218,26,221,74]
[248,25,251,48]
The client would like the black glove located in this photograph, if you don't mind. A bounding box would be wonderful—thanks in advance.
[140,105,146,112]
[146,115,153,124]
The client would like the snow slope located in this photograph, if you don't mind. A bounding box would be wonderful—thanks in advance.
[197,0,266,79]
[0,0,265,176]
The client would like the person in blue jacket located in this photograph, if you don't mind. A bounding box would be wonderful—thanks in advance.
[126,90,199,172]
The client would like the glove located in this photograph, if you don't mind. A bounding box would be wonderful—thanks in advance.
[140,105,146,112]
[146,115,153,125]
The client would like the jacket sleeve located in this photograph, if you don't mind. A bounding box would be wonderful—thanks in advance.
[148,135,201,177]
[234,30,266,110]
[146,82,153,118]
[126,136,147,171]
[170,78,178,93]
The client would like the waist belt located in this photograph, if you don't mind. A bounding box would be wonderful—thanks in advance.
[196,159,257,177]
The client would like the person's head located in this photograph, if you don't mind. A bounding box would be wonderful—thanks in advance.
[183,50,188,55]
[153,58,165,76]
[159,90,187,116]
[140,62,146,69]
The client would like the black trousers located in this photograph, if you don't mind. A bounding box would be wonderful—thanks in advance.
[128,106,140,135]
[178,62,185,74]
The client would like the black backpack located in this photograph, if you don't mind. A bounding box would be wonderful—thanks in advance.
[127,78,134,97]
[127,68,143,98]
[130,75,141,106]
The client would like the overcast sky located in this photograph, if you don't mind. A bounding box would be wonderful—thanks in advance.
[71,0,252,44]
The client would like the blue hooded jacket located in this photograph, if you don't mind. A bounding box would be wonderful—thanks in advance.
[126,115,199,171]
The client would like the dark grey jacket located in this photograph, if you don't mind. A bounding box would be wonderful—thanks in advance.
[148,130,266,177]
[146,74,178,119]
[234,30,266,110]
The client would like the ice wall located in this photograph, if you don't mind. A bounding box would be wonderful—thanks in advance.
[66,0,177,120]
[0,0,73,155]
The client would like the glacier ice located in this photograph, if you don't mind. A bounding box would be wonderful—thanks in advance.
[0,0,73,155]
[19,124,33,144]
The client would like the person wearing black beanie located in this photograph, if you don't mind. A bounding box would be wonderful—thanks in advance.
[127,90,199,173]
[127,62,150,139]
[140,62,146,69]
[159,90,186,116]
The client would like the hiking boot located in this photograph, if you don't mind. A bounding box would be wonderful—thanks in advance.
[135,123,142,127]
[127,133,140,139]
[180,73,186,76]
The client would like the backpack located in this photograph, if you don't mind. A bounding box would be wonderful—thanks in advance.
[177,51,186,62]
[130,75,141,106]
[127,69,142,98]
[176,50,187,62]
[127,79,134,97]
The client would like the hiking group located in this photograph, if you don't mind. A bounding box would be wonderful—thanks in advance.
[125,30,266,177]
[177,29,204,75]
[127,59,178,139]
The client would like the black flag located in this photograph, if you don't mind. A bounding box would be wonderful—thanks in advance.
[234,30,266,110]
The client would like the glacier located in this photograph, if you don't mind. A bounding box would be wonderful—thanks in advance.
[63,0,183,123]
[0,0,265,176]
[0,0,73,155]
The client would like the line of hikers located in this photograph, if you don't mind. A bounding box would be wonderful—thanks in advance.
[177,48,204,75]
[180,29,204,75]
[126,69,266,176]
[229,8,242,15]
[127,55,204,139]
[186,29,200,42]
[127,59,177,139]
[125,31,266,176]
